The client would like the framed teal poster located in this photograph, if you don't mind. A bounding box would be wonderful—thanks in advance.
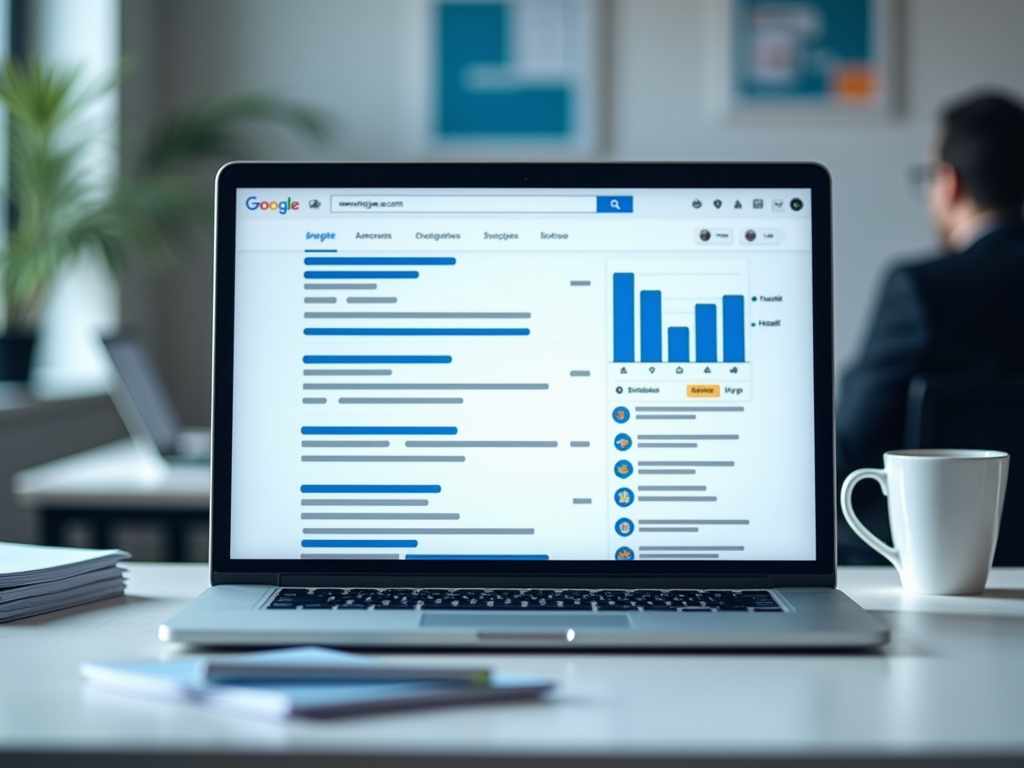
[430,0,599,153]
[729,0,896,115]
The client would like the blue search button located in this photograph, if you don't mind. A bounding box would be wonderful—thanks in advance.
[597,196,633,213]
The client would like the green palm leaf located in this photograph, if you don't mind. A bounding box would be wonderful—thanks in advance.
[0,58,331,333]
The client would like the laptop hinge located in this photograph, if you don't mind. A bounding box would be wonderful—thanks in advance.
[270,573,830,589]
[214,571,832,588]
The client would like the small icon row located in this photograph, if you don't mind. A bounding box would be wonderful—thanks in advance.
[617,366,739,375]
[692,198,802,212]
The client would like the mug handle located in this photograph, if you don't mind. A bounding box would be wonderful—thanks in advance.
[840,468,901,571]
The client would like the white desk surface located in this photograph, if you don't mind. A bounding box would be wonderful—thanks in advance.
[2,566,1023,767]
[11,438,209,508]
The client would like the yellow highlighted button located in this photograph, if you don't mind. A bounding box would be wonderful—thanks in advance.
[687,384,721,398]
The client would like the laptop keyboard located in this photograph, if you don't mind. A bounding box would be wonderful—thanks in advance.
[266,588,783,612]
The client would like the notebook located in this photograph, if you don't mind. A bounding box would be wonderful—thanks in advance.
[81,646,553,719]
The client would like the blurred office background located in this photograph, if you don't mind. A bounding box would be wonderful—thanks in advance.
[1,0,1023,556]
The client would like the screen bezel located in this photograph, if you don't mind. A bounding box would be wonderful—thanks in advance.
[210,162,836,586]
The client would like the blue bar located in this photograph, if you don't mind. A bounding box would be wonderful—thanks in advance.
[640,291,662,363]
[613,273,635,362]
[304,271,419,279]
[304,257,455,266]
[696,304,717,362]
[303,355,453,364]
[302,540,419,548]
[405,555,550,560]
[668,327,690,362]
[301,485,442,493]
[304,249,338,253]
[301,427,457,435]
[723,295,745,362]
[304,328,529,336]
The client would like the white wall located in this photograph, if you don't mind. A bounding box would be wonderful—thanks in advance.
[122,0,1024,424]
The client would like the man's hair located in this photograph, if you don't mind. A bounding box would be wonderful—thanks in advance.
[940,92,1024,212]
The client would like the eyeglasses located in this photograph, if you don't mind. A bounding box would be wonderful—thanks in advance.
[907,163,936,198]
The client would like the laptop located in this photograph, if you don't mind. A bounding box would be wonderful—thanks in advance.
[103,331,211,465]
[161,162,889,649]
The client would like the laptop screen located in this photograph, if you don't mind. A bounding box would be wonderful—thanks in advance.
[229,186,816,563]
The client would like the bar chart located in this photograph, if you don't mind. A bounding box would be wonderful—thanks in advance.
[608,259,750,366]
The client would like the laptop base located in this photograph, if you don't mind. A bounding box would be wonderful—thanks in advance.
[162,584,889,649]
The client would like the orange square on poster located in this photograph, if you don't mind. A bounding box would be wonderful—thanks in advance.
[832,65,876,102]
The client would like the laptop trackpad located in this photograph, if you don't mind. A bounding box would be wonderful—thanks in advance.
[420,614,631,629]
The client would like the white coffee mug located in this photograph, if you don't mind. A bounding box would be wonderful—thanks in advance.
[840,449,1009,595]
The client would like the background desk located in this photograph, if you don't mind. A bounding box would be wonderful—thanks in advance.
[2,566,1024,767]
[11,439,209,561]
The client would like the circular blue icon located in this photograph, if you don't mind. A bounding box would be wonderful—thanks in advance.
[615,517,635,537]
[614,487,635,508]
[612,406,630,424]
[615,546,635,561]
[613,433,632,452]
[614,459,634,479]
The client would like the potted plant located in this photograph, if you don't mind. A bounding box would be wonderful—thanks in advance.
[0,59,328,381]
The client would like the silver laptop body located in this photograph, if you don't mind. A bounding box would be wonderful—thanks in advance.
[162,162,888,650]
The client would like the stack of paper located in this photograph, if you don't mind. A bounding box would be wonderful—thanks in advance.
[82,646,554,719]
[0,542,129,623]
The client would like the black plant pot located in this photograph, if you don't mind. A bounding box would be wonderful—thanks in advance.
[0,334,36,381]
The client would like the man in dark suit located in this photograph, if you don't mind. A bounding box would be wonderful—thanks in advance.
[836,93,1024,563]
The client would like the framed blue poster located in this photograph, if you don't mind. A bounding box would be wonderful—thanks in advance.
[430,0,599,153]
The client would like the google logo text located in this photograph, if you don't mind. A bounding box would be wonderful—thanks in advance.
[246,196,299,214]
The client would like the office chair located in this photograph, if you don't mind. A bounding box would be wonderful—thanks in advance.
[904,374,1024,566]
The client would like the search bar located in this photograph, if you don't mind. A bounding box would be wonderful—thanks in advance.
[329,195,633,214]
